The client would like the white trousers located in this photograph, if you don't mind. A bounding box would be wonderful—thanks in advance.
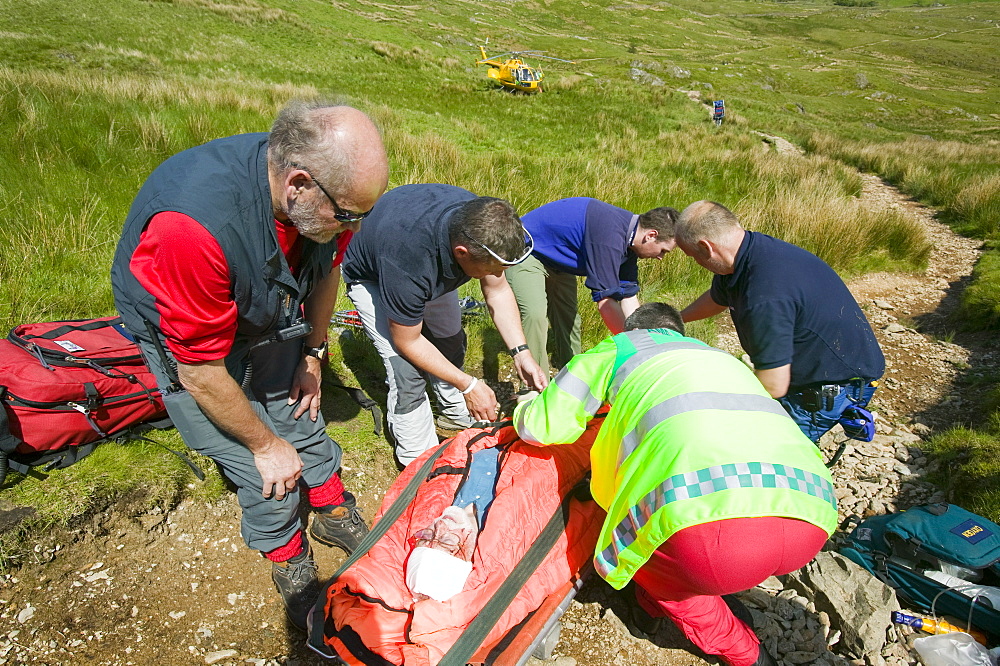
[347,282,472,466]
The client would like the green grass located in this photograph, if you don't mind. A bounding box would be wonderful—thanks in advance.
[803,133,1000,329]
[1,0,998,566]
[959,243,1000,331]
[0,432,222,566]
[924,411,1000,523]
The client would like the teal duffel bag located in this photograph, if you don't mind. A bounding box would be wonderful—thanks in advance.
[841,503,1000,640]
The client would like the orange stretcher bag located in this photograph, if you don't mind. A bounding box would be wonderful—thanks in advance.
[308,419,605,666]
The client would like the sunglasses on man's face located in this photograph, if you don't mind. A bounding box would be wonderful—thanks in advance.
[461,227,534,267]
[289,163,372,224]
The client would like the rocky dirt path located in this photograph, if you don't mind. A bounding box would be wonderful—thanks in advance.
[0,172,992,666]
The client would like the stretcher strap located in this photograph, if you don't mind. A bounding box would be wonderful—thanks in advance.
[307,437,457,656]
[330,384,383,437]
[437,484,582,666]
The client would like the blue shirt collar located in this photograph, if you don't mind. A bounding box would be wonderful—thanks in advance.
[727,230,753,283]
[438,204,465,280]
[626,213,640,253]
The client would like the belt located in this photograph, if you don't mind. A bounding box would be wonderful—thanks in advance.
[789,379,876,413]
[791,378,875,393]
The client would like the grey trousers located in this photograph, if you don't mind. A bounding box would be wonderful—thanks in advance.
[346,281,471,466]
[139,337,341,553]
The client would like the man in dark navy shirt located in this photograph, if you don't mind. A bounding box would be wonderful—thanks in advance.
[675,200,884,444]
[505,198,678,377]
[342,184,547,466]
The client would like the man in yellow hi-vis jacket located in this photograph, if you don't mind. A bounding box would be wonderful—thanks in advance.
[513,303,837,666]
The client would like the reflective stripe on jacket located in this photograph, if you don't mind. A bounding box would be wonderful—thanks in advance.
[513,328,838,589]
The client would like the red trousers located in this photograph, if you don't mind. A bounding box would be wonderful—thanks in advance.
[631,516,828,666]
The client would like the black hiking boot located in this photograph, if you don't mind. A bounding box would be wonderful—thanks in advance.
[271,547,320,632]
[722,595,776,666]
[309,491,370,554]
[626,603,663,639]
[723,593,755,629]
[752,643,778,666]
[619,582,662,639]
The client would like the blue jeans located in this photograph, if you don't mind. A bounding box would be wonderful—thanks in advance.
[779,380,878,443]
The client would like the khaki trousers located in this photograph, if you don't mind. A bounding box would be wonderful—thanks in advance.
[505,255,581,377]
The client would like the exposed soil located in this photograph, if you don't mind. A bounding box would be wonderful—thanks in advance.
[0,163,994,666]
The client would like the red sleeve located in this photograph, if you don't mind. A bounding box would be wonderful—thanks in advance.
[334,230,353,267]
[130,212,237,363]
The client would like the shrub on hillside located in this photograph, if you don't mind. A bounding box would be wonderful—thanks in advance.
[926,412,1000,524]
[959,245,1000,330]
[546,75,586,91]
[805,133,1000,240]
[953,174,1000,238]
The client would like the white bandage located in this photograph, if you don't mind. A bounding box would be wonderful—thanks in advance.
[405,546,473,602]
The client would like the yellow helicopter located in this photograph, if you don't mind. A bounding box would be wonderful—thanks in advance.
[476,45,575,93]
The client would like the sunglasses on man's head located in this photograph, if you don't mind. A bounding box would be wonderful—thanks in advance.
[289,162,371,224]
[461,227,534,266]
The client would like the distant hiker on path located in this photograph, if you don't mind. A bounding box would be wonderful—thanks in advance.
[675,200,885,444]
[111,100,389,630]
[513,302,837,666]
[340,183,548,467]
[505,197,678,377]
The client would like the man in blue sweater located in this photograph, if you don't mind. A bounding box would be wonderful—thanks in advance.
[505,198,678,377]
[675,200,884,444]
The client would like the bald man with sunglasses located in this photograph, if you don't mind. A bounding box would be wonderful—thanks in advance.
[112,100,389,630]
[342,184,548,467]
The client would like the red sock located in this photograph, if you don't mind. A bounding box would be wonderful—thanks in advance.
[308,472,345,508]
[264,531,304,563]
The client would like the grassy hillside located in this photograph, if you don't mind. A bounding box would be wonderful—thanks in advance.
[1,0,998,562]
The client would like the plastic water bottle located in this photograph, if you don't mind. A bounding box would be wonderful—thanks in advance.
[941,562,984,583]
[923,570,1000,609]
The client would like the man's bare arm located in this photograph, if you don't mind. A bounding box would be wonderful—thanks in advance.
[480,274,548,390]
[681,290,727,323]
[596,297,629,334]
[289,266,342,421]
[388,319,500,422]
[178,361,303,499]
[755,364,791,399]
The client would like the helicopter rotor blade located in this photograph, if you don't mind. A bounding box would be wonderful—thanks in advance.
[529,54,576,64]
[503,50,576,64]
[474,44,576,65]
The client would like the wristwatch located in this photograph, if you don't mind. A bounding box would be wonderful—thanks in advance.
[508,344,531,358]
[303,340,329,361]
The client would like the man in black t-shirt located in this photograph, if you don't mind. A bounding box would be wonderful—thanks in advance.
[342,184,547,466]
[674,200,884,443]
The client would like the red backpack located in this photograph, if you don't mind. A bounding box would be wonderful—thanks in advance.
[0,316,170,484]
